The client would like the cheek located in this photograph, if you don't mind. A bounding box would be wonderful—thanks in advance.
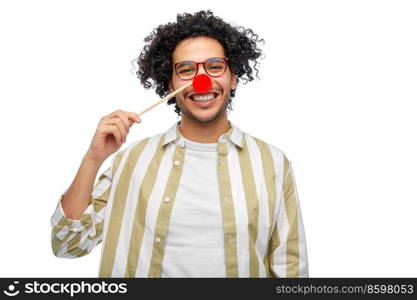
[177,94,185,102]
[175,90,187,104]
[171,76,183,89]
[217,79,234,94]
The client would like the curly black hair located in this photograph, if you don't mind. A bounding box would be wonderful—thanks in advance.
[135,10,264,116]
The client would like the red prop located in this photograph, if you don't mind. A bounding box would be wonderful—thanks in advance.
[192,74,212,94]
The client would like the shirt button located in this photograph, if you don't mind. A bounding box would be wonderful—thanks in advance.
[219,136,227,143]
[174,160,180,166]
[155,236,161,243]
[164,196,170,203]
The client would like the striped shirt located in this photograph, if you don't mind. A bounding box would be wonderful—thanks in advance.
[50,120,309,277]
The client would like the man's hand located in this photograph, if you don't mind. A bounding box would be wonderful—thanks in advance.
[85,109,141,163]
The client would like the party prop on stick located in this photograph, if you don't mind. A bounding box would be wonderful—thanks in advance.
[137,74,212,116]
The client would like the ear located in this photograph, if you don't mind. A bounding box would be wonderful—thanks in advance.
[230,73,237,90]
[168,81,174,92]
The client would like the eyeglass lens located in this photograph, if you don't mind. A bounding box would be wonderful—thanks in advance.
[176,58,226,79]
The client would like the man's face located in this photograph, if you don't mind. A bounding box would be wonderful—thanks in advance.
[170,36,237,124]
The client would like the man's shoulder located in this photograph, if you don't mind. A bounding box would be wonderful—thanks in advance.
[241,129,288,161]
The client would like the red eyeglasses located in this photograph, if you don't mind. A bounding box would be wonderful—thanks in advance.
[174,57,229,80]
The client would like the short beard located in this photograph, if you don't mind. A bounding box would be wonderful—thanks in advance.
[176,95,230,124]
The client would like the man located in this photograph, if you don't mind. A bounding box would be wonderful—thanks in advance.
[50,10,309,278]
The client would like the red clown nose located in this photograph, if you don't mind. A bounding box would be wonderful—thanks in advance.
[192,74,212,94]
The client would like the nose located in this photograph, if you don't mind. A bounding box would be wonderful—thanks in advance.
[195,62,206,76]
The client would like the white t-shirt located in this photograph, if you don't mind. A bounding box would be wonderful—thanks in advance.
[161,136,226,277]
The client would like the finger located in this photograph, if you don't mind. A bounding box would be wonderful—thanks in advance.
[114,111,130,132]
[102,124,122,145]
[112,119,128,143]
[102,109,121,122]
[104,119,127,143]
[122,112,141,130]
[126,112,141,124]
[109,109,123,118]
[103,110,140,128]
[110,125,123,145]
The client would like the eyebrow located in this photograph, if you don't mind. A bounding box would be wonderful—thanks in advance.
[176,61,194,67]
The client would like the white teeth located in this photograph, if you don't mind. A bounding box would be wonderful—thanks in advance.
[192,94,216,101]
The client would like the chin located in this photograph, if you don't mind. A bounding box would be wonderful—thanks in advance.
[182,109,221,123]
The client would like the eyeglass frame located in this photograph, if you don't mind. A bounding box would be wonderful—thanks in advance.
[173,57,229,80]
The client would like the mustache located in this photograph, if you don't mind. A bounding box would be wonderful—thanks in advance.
[183,87,223,98]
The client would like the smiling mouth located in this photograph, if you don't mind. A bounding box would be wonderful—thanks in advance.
[191,93,216,101]
[187,91,221,103]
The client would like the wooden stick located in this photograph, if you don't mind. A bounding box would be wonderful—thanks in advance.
[137,81,193,116]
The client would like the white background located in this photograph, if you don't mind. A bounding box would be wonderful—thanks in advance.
[0,0,416,277]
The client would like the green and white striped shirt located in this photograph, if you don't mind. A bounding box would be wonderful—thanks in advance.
[50,121,309,277]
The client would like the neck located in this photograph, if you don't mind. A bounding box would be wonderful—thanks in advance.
[179,115,231,143]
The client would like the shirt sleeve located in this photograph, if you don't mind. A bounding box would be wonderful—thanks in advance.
[268,157,309,277]
[50,152,121,258]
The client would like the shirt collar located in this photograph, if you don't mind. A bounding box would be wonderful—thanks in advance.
[162,120,245,149]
